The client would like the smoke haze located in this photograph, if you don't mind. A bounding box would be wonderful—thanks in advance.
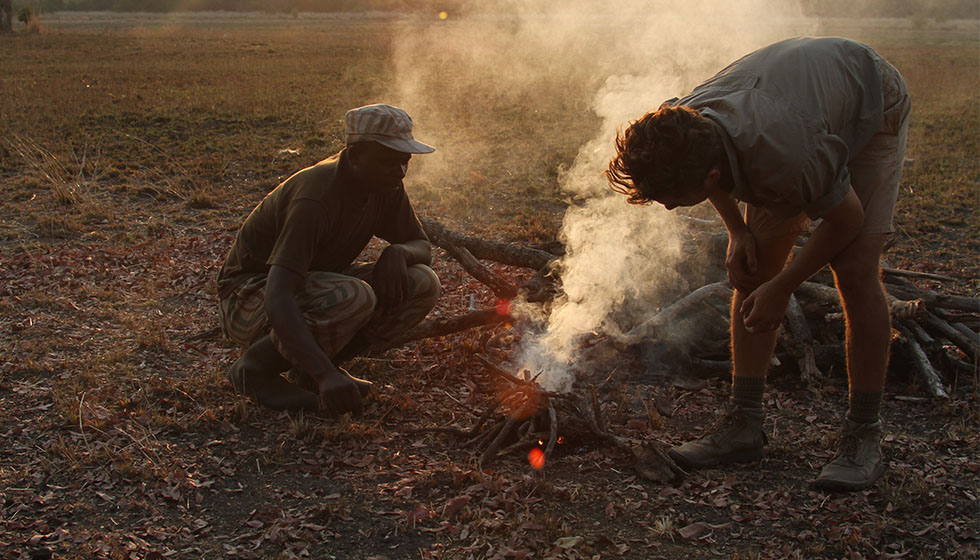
[386,1,817,392]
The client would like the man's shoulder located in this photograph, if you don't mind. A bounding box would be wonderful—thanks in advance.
[291,153,342,186]
[280,152,347,202]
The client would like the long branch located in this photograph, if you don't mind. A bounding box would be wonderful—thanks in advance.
[421,216,557,271]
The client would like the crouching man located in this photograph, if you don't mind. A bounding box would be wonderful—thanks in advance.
[606,37,910,491]
[217,104,441,416]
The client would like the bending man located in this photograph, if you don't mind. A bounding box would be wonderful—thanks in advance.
[607,37,910,491]
[217,104,441,416]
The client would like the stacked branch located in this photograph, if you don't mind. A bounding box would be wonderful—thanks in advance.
[370,217,560,348]
[411,356,686,483]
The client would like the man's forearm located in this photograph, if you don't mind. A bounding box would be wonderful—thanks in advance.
[770,189,865,293]
[708,189,748,235]
[393,239,432,267]
[265,289,335,378]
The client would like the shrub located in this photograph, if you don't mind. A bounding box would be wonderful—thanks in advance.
[16,5,31,25]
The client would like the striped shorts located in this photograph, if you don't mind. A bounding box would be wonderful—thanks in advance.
[219,264,440,360]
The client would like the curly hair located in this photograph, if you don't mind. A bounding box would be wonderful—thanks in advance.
[605,105,722,205]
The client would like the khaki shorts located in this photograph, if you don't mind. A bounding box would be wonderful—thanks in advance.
[747,59,911,240]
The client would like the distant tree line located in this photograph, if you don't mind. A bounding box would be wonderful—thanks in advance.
[16,0,465,13]
[800,0,979,20]
[13,0,980,19]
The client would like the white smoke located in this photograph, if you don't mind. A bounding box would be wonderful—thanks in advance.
[387,1,816,392]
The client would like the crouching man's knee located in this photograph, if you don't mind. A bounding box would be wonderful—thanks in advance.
[408,264,441,312]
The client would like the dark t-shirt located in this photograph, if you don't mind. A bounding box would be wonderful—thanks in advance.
[217,149,427,299]
[668,37,888,219]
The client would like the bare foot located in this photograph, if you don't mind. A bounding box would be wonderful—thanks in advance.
[228,359,318,411]
[290,368,372,398]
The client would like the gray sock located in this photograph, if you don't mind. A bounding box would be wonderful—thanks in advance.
[847,390,883,424]
[732,376,766,410]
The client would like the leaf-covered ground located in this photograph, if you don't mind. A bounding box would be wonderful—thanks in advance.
[2,234,978,559]
[1,13,978,560]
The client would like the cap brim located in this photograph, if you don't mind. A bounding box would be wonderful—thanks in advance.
[375,138,436,154]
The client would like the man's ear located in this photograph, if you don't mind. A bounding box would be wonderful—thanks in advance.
[705,168,722,188]
[347,144,361,165]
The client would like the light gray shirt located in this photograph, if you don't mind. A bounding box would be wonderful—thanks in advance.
[667,37,888,219]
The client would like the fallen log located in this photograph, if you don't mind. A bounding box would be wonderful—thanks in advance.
[376,308,512,352]
[440,241,519,300]
[781,295,820,385]
[884,282,980,314]
[881,267,958,283]
[619,281,732,347]
[421,217,557,271]
[895,323,950,399]
[919,310,978,362]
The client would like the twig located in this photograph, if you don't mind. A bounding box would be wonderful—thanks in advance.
[544,401,558,458]
[370,401,400,430]
[881,267,958,282]
[589,386,606,434]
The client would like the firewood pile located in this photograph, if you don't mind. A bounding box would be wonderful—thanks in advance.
[405,216,977,399]
[395,216,977,475]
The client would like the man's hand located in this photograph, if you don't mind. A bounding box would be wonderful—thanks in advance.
[740,278,792,333]
[726,229,760,292]
[316,367,364,417]
[371,244,411,315]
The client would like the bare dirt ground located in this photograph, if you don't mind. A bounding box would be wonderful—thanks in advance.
[0,13,977,560]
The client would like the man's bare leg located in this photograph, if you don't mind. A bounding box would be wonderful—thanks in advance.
[670,232,798,468]
[730,232,801,384]
[815,233,890,490]
[832,234,891,393]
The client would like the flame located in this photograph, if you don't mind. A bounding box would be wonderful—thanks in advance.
[528,448,545,470]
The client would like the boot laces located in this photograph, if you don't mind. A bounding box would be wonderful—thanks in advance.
[703,410,747,442]
[836,423,876,464]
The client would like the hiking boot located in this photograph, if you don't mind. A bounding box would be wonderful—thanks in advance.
[668,406,767,469]
[813,419,885,492]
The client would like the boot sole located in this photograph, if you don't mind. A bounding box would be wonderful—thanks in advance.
[813,463,886,492]
[669,447,765,470]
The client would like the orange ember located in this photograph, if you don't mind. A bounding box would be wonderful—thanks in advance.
[495,299,512,315]
[528,448,545,470]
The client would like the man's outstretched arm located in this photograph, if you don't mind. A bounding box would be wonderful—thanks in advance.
[741,188,865,332]
[265,264,363,416]
[708,188,759,292]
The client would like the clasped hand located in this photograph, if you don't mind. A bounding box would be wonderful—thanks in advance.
[371,245,411,315]
[739,280,791,333]
[317,368,363,417]
[725,230,789,333]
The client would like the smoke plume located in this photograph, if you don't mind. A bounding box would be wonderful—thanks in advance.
[387,1,816,392]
